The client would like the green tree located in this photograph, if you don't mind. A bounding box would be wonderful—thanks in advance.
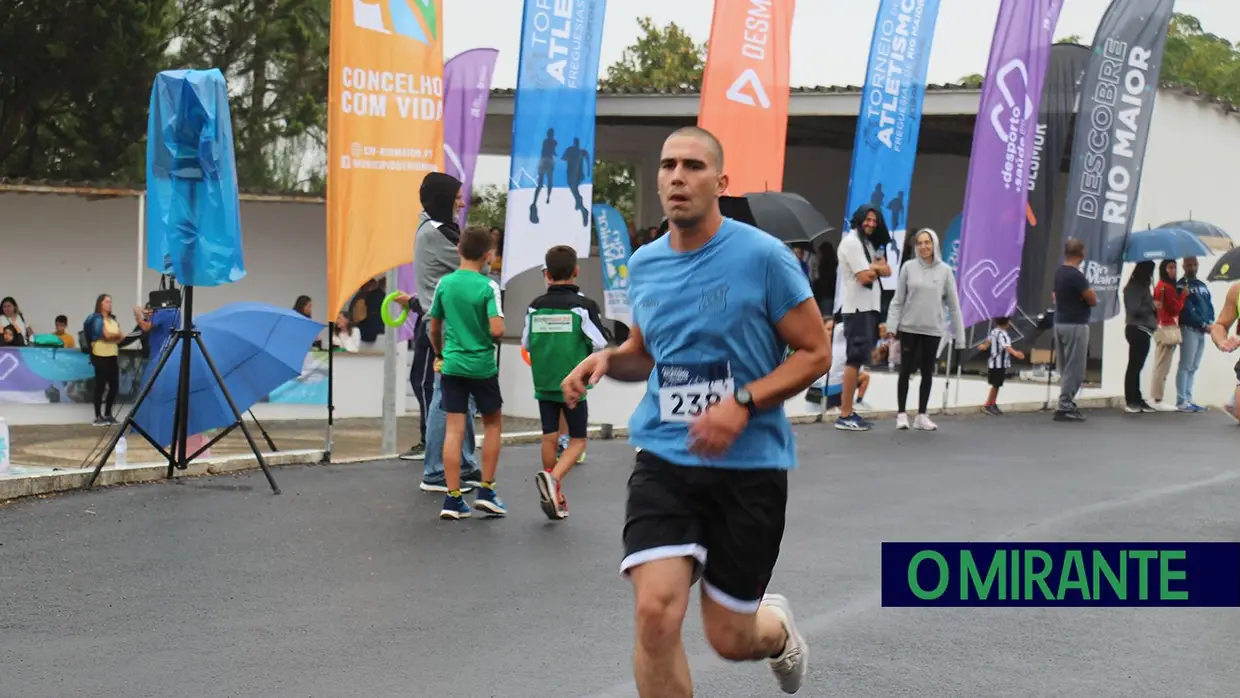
[1057,34,1084,44]
[592,18,708,224]
[1161,13,1240,103]
[174,0,330,191]
[0,0,180,181]
[467,185,508,231]
[600,17,706,91]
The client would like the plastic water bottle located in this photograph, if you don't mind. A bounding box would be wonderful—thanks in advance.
[0,417,10,477]
[115,435,128,467]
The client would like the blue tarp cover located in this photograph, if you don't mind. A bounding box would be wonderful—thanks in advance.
[145,68,246,287]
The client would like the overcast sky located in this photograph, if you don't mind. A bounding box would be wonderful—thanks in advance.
[440,0,1239,187]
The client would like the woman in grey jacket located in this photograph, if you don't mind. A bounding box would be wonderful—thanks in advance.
[886,228,966,431]
[1122,261,1157,413]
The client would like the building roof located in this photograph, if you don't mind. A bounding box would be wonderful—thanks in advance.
[0,178,326,203]
[488,79,1239,116]
[3,81,1234,200]
[487,81,981,97]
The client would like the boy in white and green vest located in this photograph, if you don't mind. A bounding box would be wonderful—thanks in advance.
[522,245,611,520]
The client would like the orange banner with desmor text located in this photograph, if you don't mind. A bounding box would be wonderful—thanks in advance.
[327,0,445,320]
[698,0,795,195]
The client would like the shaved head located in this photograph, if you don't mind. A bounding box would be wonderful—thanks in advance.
[658,127,728,233]
[667,126,724,172]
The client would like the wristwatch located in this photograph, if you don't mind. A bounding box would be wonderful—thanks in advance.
[735,388,758,416]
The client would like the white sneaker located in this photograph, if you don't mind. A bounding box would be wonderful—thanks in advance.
[761,593,807,694]
[1153,401,1177,412]
[1227,392,1238,424]
[854,399,875,412]
[914,413,938,431]
[895,413,910,430]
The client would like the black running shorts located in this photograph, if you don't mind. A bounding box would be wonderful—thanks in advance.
[439,373,502,416]
[538,399,588,439]
[843,311,880,368]
[987,366,1007,388]
[621,450,788,614]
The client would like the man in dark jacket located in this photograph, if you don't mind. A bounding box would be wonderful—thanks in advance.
[1175,256,1214,411]
[396,172,483,492]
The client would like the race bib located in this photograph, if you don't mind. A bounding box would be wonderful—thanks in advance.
[532,313,573,334]
[657,362,734,423]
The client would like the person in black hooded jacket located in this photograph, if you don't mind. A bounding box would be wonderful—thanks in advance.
[393,172,483,491]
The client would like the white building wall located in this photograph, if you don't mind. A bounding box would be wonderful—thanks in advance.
[0,193,328,330]
[1102,91,1240,407]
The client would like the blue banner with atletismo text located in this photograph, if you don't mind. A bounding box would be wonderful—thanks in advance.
[592,203,633,323]
[500,0,608,289]
[843,0,941,290]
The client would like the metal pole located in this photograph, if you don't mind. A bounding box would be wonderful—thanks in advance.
[955,356,962,405]
[136,194,145,308]
[381,269,398,455]
[323,339,334,462]
[942,343,953,411]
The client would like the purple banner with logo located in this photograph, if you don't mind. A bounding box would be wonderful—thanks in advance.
[955,0,1063,328]
[396,48,499,341]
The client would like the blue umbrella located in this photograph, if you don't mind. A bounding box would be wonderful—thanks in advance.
[1114,227,1211,262]
[131,302,324,446]
[1159,219,1234,253]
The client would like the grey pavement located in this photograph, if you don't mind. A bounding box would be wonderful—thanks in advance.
[2,410,1238,698]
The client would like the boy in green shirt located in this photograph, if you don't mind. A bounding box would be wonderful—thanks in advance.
[428,226,507,520]
[521,245,609,520]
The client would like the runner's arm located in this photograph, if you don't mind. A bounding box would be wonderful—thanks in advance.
[428,287,445,356]
[1083,286,1098,307]
[582,301,612,350]
[486,280,504,340]
[1211,285,1238,349]
[744,298,830,410]
[605,323,654,382]
[428,317,444,356]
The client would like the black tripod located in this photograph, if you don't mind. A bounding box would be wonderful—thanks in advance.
[85,285,280,494]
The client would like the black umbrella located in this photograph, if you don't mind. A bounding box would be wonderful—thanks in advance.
[720,192,834,245]
[1207,246,1240,282]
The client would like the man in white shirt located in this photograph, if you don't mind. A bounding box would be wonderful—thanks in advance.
[834,206,891,431]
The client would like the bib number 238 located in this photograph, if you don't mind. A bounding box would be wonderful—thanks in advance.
[654,364,729,424]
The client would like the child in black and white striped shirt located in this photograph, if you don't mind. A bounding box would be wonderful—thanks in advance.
[978,317,1024,416]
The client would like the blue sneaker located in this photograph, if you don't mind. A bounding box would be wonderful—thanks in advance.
[440,494,472,520]
[473,485,508,517]
[834,413,872,431]
[1191,403,1208,413]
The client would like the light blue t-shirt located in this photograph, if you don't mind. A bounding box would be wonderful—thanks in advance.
[627,217,813,470]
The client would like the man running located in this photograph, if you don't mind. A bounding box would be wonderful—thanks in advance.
[1210,281,1240,423]
[562,126,828,696]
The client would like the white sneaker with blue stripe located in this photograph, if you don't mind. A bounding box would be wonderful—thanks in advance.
[834,413,871,431]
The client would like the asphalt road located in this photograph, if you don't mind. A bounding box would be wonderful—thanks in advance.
[2,410,1238,698]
